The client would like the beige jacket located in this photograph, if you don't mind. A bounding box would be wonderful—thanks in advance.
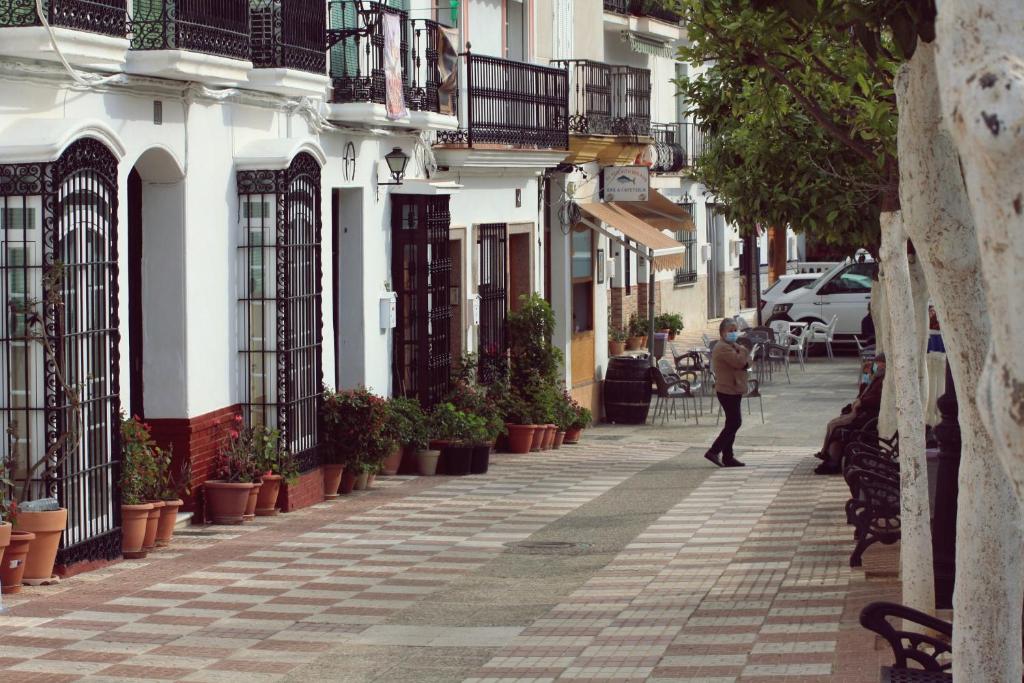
[712,342,751,395]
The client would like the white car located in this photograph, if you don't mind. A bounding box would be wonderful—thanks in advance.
[766,257,878,336]
[758,273,819,320]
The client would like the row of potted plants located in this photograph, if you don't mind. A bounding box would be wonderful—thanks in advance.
[610,312,684,355]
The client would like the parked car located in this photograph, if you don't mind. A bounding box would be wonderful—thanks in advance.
[767,256,878,337]
[759,273,819,319]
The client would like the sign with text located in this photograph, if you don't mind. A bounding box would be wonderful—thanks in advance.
[603,165,649,202]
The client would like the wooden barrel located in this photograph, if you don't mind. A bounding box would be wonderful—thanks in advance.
[604,355,653,424]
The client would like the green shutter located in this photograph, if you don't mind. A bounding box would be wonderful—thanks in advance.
[329,1,358,78]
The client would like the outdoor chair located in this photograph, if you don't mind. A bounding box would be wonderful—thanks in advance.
[702,332,714,348]
[854,334,876,359]
[649,366,701,425]
[715,377,764,425]
[859,602,952,681]
[782,326,811,371]
[733,314,751,331]
[807,315,839,359]
[769,319,791,345]
[845,466,901,567]
[764,342,789,383]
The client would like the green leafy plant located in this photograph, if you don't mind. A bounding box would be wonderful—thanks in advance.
[430,403,489,445]
[553,391,578,432]
[248,426,298,485]
[609,327,628,343]
[154,446,192,501]
[628,313,651,338]
[655,313,684,334]
[560,393,593,430]
[1,451,17,524]
[119,415,162,505]
[213,415,264,483]
[508,293,562,386]
[321,387,393,470]
[386,396,431,450]
[444,354,506,441]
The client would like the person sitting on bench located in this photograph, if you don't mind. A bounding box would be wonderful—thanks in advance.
[814,354,886,475]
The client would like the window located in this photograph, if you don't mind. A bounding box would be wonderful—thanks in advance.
[571,227,593,333]
[237,153,323,470]
[675,203,697,285]
[825,262,877,294]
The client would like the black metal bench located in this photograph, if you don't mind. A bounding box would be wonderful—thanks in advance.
[859,601,953,682]
[840,428,901,566]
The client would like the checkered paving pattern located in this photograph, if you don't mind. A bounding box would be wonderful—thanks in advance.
[0,442,681,682]
[465,448,883,683]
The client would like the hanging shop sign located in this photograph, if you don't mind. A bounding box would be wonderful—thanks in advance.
[602,165,649,202]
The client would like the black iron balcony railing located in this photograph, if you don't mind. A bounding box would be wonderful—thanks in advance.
[651,121,706,170]
[437,52,569,150]
[0,0,127,36]
[131,0,250,61]
[603,0,682,24]
[328,1,407,106]
[553,60,651,137]
[250,0,325,74]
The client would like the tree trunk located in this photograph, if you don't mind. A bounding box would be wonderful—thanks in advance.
[873,276,897,438]
[879,210,935,615]
[901,39,1024,683]
[935,0,1024,507]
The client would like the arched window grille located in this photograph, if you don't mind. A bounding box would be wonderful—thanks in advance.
[237,153,323,472]
[0,138,122,565]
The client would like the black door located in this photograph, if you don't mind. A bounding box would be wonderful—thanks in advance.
[477,222,507,383]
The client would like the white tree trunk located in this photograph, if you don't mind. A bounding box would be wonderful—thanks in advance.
[879,210,935,615]
[935,0,1024,506]
[909,255,930,413]
[901,39,1024,682]
[874,276,898,438]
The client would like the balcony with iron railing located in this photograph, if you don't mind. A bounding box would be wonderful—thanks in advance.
[326,1,456,126]
[552,60,651,137]
[130,0,250,61]
[650,121,706,172]
[0,0,127,35]
[250,0,325,74]
[435,50,569,150]
[603,0,682,23]
[0,0,129,68]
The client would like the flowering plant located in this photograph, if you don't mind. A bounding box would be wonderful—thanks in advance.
[385,396,430,451]
[250,425,298,484]
[322,387,393,469]
[213,415,263,483]
[0,451,16,524]
[120,415,162,505]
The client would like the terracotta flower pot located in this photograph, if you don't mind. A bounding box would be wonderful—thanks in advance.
[243,482,261,521]
[626,336,644,350]
[416,449,441,476]
[0,521,10,556]
[0,530,35,594]
[530,425,545,452]
[380,447,402,476]
[323,463,345,499]
[506,424,536,454]
[554,431,566,449]
[609,341,626,356]
[142,500,166,551]
[668,331,678,341]
[122,503,153,559]
[15,507,67,582]
[354,471,369,491]
[204,481,252,525]
[155,499,184,546]
[543,425,557,450]
[340,468,357,493]
[564,427,583,444]
[256,475,282,516]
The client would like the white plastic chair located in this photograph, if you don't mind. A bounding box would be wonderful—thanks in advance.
[808,315,838,359]
[783,326,811,371]
[769,320,791,345]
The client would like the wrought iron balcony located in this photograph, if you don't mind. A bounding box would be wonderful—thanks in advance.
[250,0,325,74]
[0,0,127,36]
[553,60,651,137]
[436,52,569,150]
[603,0,682,24]
[651,121,706,171]
[130,0,250,61]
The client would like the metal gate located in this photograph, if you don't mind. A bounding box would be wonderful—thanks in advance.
[477,223,507,383]
[392,195,451,406]
[237,152,323,472]
[0,138,122,566]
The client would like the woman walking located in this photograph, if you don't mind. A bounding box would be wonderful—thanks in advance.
[706,318,750,468]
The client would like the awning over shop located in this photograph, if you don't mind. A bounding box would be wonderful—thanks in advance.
[621,31,675,58]
[577,195,689,271]
[615,191,696,232]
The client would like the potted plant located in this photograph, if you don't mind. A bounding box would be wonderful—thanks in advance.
[119,415,159,558]
[0,454,24,588]
[322,387,390,493]
[430,403,487,476]
[154,447,191,545]
[564,397,593,445]
[627,313,650,350]
[386,396,437,475]
[205,416,261,524]
[0,500,33,594]
[609,327,627,356]
[252,427,296,516]
[656,312,684,340]
[553,391,577,449]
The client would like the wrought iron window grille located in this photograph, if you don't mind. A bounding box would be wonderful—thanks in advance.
[477,223,507,384]
[0,0,127,36]
[0,138,123,567]
[130,0,251,62]
[236,153,323,473]
[674,202,698,286]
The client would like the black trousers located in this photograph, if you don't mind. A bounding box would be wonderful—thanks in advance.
[710,392,743,458]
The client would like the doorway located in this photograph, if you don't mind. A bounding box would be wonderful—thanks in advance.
[477,223,507,382]
[333,188,363,389]
[450,238,463,362]
[508,230,530,312]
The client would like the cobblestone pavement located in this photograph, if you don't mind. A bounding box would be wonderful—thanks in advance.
[0,352,900,682]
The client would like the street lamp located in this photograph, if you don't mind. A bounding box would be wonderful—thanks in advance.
[376,147,410,200]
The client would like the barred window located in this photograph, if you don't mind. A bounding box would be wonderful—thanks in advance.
[675,202,698,285]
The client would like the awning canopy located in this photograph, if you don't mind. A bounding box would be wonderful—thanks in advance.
[621,31,675,58]
[616,191,696,232]
[577,194,691,271]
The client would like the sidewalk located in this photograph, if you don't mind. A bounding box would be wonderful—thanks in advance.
[0,354,901,683]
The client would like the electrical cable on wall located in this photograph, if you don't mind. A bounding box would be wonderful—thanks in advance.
[34,0,122,87]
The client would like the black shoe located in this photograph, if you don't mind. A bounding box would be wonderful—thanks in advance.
[722,456,745,467]
[704,451,723,468]
[814,462,841,475]
[812,451,825,461]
